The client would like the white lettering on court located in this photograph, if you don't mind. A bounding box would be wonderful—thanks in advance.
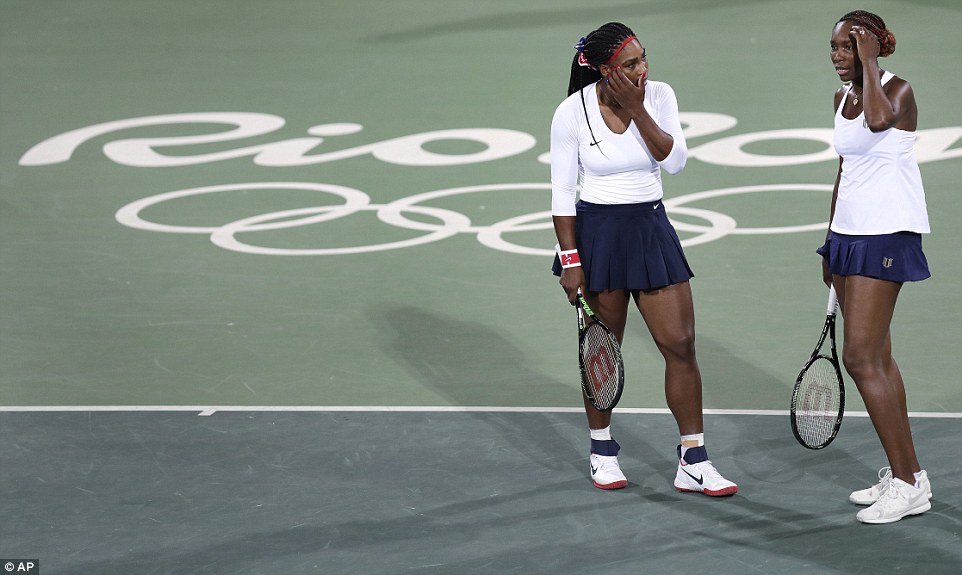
[22,111,959,168]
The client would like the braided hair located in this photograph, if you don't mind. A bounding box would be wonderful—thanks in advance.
[837,10,896,57]
[567,22,636,96]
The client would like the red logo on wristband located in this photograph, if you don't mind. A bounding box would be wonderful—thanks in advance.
[561,252,580,266]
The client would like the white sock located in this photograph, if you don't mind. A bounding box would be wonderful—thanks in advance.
[590,426,612,441]
[680,433,705,459]
[914,470,925,488]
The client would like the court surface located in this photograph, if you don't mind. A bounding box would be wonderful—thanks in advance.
[2,1,961,573]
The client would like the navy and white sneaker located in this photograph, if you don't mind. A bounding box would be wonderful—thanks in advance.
[589,438,627,489]
[673,445,738,497]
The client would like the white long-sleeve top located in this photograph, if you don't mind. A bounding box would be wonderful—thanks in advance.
[550,80,687,216]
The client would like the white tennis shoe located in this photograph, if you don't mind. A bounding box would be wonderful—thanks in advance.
[589,453,628,489]
[849,467,893,505]
[673,445,738,496]
[674,458,738,496]
[850,467,932,506]
[856,472,932,524]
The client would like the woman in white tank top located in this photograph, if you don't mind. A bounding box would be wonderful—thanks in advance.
[821,10,932,525]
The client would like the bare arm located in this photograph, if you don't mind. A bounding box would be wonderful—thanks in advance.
[553,215,584,304]
[850,25,918,132]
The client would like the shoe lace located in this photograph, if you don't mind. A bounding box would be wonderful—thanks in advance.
[695,460,725,482]
[875,466,893,490]
[880,477,912,504]
[596,456,620,474]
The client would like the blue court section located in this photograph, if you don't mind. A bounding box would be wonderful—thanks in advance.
[2,410,961,574]
[2,1,962,573]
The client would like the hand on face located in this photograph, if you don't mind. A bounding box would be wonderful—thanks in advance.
[849,25,880,61]
[605,65,647,109]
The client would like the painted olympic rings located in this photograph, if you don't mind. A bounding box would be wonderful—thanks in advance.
[114,182,833,256]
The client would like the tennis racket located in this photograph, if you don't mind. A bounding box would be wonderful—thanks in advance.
[790,285,845,449]
[576,288,625,411]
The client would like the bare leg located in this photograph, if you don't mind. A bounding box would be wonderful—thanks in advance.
[834,275,921,483]
[633,281,704,436]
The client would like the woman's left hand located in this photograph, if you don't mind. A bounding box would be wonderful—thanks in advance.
[849,25,880,61]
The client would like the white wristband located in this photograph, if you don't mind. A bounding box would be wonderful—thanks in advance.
[559,249,581,268]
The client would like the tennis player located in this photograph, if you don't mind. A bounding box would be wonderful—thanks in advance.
[550,22,737,496]
[821,10,932,524]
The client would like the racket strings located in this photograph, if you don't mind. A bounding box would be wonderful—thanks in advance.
[795,356,842,446]
[582,325,622,406]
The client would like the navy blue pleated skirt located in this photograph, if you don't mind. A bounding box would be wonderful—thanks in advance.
[817,231,930,282]
[552,200,694,291]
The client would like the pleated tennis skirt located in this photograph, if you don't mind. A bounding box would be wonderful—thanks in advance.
[817,231,930,282]
[552,200,694,291]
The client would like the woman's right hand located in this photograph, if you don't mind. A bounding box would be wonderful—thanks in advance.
[821,258,833,288]
[559,267,586,305]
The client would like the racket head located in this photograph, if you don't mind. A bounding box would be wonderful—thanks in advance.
[578,321,625,411]
[790,353,845,449]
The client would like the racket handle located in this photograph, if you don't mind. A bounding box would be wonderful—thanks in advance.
[576,288,585,328]
[827,285,839,315]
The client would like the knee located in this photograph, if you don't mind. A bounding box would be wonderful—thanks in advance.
[841,346,881,382]
[657,331,696,362]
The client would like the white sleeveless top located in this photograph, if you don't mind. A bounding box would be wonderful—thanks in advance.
[831,71,930,235]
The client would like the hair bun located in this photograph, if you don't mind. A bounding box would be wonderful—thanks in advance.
[879,30,896,57]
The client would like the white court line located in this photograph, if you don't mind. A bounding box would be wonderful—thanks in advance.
[0,405,961,418]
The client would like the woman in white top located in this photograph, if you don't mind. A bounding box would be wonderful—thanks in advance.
[550,22,737,496]
[822,10,932,524]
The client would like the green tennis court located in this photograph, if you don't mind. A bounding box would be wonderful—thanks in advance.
[2,1,960,573]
